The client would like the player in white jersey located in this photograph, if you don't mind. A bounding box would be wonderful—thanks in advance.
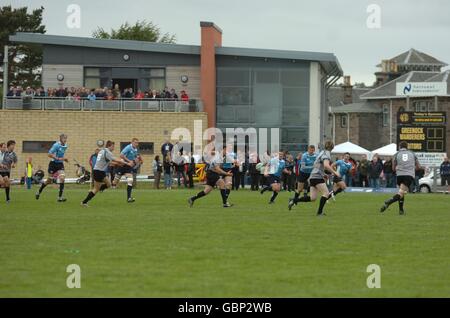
[81,141,131,207]
[0,140,18,203]
[380,141,420,215]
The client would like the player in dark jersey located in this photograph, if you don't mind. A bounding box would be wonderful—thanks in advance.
[0,140,18,203]
[36,134,69,202]
[188,148,233,208]
[380,141,420,215]
[288,141,340,216]
[81,141,131,207]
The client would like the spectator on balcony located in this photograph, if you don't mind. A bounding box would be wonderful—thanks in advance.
[87,90,97,101]
[162,87,171,99]
[123,88,134,98]
[112,84,121,99]
[23,87,34,98]
[55,86,67,98]
[35,87,46,97]
[6,86,20,97]
[149,89,160,99]
[105,90,115,100]
[134,89,145,100]
[180,90,189,102]
[169,88,178,100]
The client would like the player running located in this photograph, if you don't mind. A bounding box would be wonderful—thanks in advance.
[328,152,352,201]
[81,141,132,207]
[112,138,139,203]
[292,145,316,203]
[0,140,18,203]
[380,141,420,215]
[188,148,233,208]
[36,134,69,202]
[288,141,340,216]
[222,143,237,204]
[262,151,290,204]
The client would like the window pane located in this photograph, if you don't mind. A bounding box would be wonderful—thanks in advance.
[85,78,100,89]
[217,68,250,86]
[255,70,279,83]
[150,69,165,77]
[23,141,55,153]
[85,68,100,76]
[217,87,251,105]
[150,78,166,91]
[280,69,309,86]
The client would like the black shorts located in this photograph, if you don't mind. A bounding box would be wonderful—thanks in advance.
[48,161,64,175]
[442,175,450,186]
[333,176,343,184]
[206,171,221,187]
[309,178,325,187]
[116,165,133,175]
[396,175,414,188]
[0,171,10,178]
[297,172,310,183]
[93,170,107,182]
[222,167,233,173]
[268,175,281,185]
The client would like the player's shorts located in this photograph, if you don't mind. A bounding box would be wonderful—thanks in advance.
[268,175,281,185]
[297,172,310,183]
[309,178,325,187]
[116,165,133,176]
[48,161,64,175]
[396,175,415,188]
[0,171,10,178]
[222,166,233,173]
[93,170,107,182]
[206,171,221,187]
[333,176,344,184]
[442,175,450,186]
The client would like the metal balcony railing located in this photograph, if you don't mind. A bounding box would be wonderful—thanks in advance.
[2,97,204,112]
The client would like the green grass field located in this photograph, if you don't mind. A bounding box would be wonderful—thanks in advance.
[0,184,449,297]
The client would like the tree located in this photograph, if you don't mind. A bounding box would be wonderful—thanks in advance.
[0,5,46,87]
[92,20,176,43]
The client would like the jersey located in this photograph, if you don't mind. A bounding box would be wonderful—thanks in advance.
[222,151,236,170]
[394,149,418,177]
[310,150,332,180]
[300,152,317,174]
[207,154,222,173]
[0,151,18,172]
[49,142,68,163]
[121,144,138,161]
[94,148,115,172]
[268,157,286,177]
[335,159,352,176]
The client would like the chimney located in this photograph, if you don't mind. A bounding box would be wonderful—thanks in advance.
[342,75,353,104]
[200,21,222,128]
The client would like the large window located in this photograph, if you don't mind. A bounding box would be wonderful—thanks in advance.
[23,141,55,153]
[413,100,432,112]
[382,104,389,127]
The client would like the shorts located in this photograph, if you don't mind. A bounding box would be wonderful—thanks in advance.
[206,171,221,187]
[396,175,414,188]
[309,178,325,187]
[441,175,450,186]
[48,161,64,175]
[0,171,10,178]
[297,172,310,183]
[93,170,107,182]
[116,165,133,176]
[333,176,343,184]
[268,175,281,185]
[222,166,233,173]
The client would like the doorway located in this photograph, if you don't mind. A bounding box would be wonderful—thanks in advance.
[112,78,137,93]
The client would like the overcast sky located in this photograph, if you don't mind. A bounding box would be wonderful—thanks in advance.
[3,0,450,84]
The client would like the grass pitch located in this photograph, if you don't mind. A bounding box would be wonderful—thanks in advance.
[0,185,449,297]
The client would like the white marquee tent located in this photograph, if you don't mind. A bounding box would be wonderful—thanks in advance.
[331,141,371,155]
[371,143,397,157]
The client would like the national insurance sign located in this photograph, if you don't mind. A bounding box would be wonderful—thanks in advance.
[396,82,447,96]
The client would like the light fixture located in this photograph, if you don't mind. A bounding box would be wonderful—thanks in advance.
[57,73,64,81]
[181,75,189,83]
[123,54,130,61]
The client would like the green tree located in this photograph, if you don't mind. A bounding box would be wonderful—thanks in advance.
[0,5,46,87]
[92,20,176,43]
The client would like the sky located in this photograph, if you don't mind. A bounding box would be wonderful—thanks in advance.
[3,0,450,85]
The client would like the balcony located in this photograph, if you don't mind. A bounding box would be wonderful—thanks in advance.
[2,97,204,112]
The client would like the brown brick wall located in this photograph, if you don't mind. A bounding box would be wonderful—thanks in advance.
[0,110,207,179]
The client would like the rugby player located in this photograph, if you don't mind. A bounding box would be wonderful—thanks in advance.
[0,140,18,203]
[112,138,139,202]
[288,141,340,216]
[328,152,352,201]
[292,145,316,202]
[263,151,290,204]
[380,141,420,215]
[222,143,237,204]
[36,134,69,202]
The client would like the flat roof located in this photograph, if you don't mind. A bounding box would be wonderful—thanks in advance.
[10,32,342,75]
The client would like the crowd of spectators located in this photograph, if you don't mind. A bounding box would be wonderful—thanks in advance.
[6,84,190,101]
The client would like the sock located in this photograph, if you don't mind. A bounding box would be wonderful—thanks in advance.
[99,184,108,192]
[5,187,10,201]
[294,191,300,200]
[192,190,206,201]
[39,183,47,194]
[386,194,401,206]
[220,189,228,204]
[328,188,343,199]
[399,197,405,211]
[225,189,230,199]
[270,191,278,202]
[317,196,328,215]
[82,191,96,204]
[59,183,65,198]
[295,195,311,203]
[127,185,133,199]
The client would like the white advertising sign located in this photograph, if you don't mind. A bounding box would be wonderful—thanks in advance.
[415,152,446,166]
[396,82,447,97]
